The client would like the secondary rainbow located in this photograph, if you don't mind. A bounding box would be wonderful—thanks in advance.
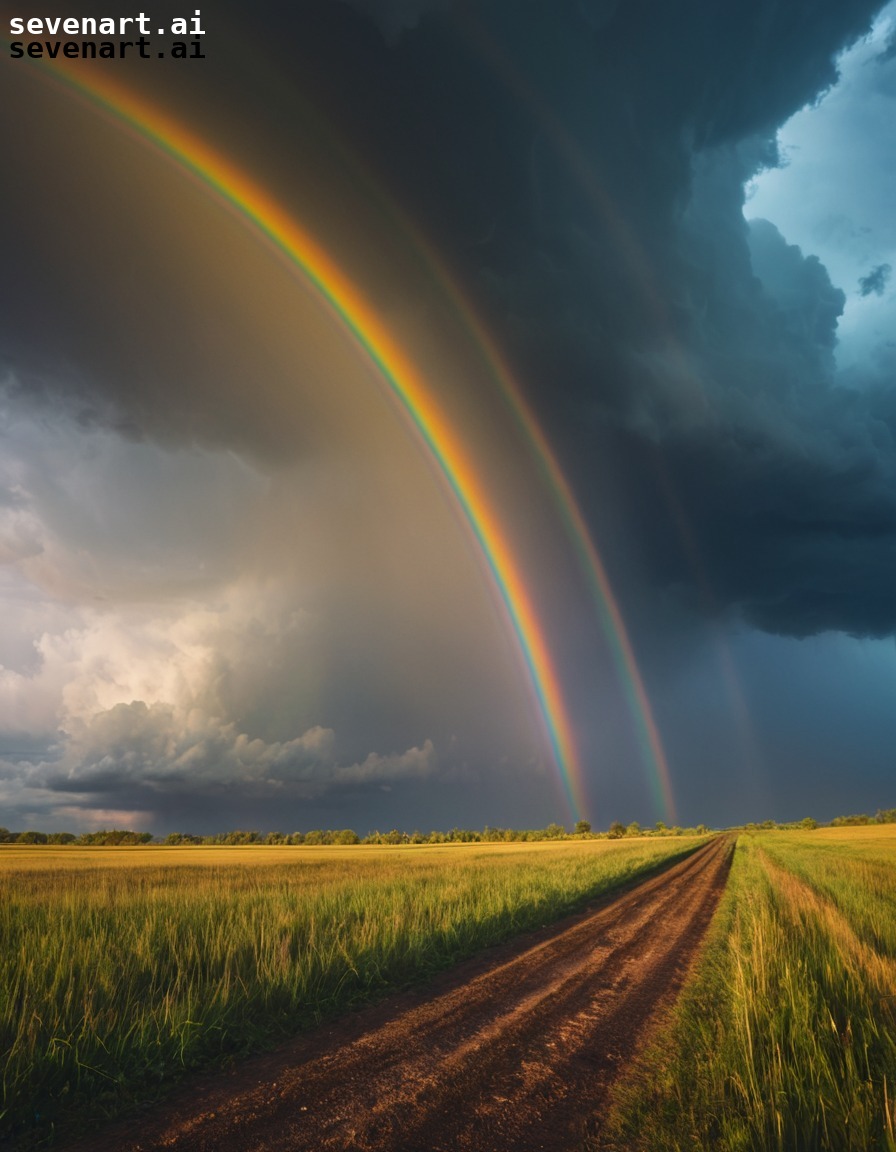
[39,62,587,820]
[464,318,676,820]
[397,226,677,820]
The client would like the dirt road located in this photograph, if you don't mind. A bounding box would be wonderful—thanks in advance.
[73,837,731,1152]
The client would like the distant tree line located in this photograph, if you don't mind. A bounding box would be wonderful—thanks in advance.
[0,828,153,845]
[0,820,709,845]
[158,821,716,845]
[162,829,362,845]
[830,809,896,825]
[738,809,896,832]
[1,808,893,846]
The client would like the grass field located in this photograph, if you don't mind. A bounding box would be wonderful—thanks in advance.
[598,825,896,1152]
[0,836,704,1147]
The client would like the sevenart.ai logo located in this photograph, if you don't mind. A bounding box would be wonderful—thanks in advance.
[9,9,206,59]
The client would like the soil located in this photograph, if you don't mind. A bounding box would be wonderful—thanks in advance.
[65,836,732,1152]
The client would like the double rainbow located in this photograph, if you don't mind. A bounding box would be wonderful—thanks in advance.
[38,63,589,820]
[396,232,676,821]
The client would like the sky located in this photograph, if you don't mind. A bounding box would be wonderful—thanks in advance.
[1,0,895,835]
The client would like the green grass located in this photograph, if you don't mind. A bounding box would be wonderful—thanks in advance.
[597,826,896,1152]
[0,836,703,1147]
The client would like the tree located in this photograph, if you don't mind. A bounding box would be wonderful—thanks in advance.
[222,829,261,844]
[78,829,152,845]
[607,821,626,839]
[626,821,642,837]
[574,820,592,836]
[799,816,818,830]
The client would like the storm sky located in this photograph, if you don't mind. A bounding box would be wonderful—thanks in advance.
[1,0,895,834]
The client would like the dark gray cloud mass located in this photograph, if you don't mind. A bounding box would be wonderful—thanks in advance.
[859,262,892,296]
[2,0,895,830]
[268,0,895,640]
[7,0,890,635]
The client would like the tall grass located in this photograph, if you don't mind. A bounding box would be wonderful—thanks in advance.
[598,826,896,1152]
[0,837,702,1147]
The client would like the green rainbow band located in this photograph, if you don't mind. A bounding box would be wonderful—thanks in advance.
[39,62,587,821]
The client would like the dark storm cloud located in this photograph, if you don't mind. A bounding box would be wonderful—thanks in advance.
[347,0,450,43]
[3,1,891,644]
[858,262,892,296]
[320,0,894,639]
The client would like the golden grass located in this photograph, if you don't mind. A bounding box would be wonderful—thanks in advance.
[0,836,685,871]
[797,824,896,847]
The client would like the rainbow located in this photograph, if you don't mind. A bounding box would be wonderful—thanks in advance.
[253,77,676,820]
[36,62,588,820]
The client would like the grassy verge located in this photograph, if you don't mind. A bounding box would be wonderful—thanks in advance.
[0,836,703,1147]
[596,826,896,1152]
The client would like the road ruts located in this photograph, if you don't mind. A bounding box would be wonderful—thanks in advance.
[70,837,732,1152]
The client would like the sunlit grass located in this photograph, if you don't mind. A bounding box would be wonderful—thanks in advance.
[597,825,896,1152]
[0,836,704,1147]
